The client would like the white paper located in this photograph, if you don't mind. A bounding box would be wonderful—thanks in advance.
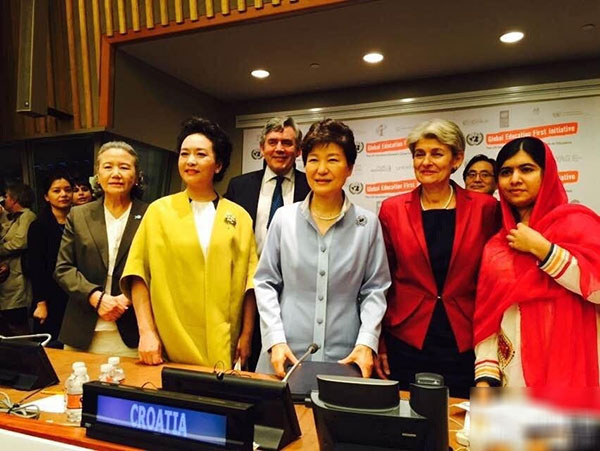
[23,394,65,414]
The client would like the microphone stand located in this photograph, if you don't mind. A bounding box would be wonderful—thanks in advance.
[283,344,320,384]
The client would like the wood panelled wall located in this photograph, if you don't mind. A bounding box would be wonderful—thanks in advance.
[1,0,341,141]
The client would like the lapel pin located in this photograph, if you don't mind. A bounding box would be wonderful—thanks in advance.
[134,214,142,220]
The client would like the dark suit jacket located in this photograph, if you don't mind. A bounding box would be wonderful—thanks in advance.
[27,207,69,340]
[224,168,311,227]
[378,183,499,353]
[55,198,147,349]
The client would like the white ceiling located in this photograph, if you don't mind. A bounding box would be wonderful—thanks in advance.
[120,0,600,101]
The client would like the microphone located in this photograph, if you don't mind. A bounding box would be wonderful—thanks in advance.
[0,333,52,347]
[282,343,320,383]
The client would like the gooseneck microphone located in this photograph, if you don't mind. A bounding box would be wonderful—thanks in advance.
[282,343,320,383]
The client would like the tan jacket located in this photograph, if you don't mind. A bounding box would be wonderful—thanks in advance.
[0,208,37,310]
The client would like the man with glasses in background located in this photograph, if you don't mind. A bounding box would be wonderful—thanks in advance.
[225,116,310,370]
[463,154,497,195]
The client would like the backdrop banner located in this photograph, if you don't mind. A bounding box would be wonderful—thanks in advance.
[242,96,600,213]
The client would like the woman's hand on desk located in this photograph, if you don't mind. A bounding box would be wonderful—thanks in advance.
[339,344,374,378]
[373,352,390,379]
[270,343,298,378]
[138,330,164,365]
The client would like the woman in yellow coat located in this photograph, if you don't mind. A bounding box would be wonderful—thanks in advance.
[121,117,257,368]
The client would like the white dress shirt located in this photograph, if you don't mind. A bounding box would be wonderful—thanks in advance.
[255,166,295,255]
[96,202,132,331]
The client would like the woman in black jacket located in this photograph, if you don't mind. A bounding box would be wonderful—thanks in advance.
[28,172,73,347]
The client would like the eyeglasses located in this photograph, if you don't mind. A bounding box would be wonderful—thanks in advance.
[466,170,493,180]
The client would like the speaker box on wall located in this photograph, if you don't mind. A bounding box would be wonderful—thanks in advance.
[16,0,48,117]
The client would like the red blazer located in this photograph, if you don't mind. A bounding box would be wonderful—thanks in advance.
[378,183,499,353]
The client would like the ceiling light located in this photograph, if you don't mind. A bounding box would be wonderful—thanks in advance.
[309,107,323,112]
[309,63,321,70]
[499,31,524,43]
[251,69,270,79]
[363,52,384,64]
[581,24,595,32]
[400,98,415,103]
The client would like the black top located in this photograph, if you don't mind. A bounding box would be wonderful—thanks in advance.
[385,208,475,398]
[27,207,69,340]
[422,209,455,294]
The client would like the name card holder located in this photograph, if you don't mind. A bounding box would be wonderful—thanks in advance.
[81,381,254,450]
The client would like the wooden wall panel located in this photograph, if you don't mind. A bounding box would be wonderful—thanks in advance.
[77,0,93,128]
[144,0,154,28]
[159,0,168,25]
[189,0,199,21]
[130,0,140,31]
[65,0,81,129]
[104,0,114,36]
[91,0,101,77]
[205,0,214,18]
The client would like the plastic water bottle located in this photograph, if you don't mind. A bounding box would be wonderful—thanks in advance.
[64,362,85,411]
[108,356,125,383]
[98,363,113,382]
[65,366,88,423]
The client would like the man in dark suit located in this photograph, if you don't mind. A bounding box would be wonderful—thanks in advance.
[225,116,310,371]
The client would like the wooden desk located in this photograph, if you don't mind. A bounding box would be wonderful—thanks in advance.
[0,349,465,450]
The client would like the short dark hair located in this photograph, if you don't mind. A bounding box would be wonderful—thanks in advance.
[496,137,546,180]
[42,171,73,194]
[301,119,357,166]
[176,117,232,182]
[6,183,35,208]
[462,154,497,181]
[73,177,92,192]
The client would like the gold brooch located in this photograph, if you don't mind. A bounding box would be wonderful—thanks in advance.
[225,213,237,226]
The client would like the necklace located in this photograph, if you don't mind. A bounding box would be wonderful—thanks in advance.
[312,210,342,221]
[420,184,454,210]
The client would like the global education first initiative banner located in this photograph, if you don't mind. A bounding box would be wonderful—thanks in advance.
[241,95,600,213]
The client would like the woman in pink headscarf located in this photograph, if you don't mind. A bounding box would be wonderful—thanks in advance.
[474,136,600,389]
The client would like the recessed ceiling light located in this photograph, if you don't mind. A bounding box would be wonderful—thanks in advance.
[581,23,595,32]
[363,52,384,64]
[309,63,321,70]
[499,31,524,43]
[251,69,270,79]
[400,98,415,103]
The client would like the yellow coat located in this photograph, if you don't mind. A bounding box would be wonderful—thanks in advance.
[121,192,257,368]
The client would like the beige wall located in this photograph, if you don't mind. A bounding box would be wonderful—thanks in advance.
[111,50,240,194]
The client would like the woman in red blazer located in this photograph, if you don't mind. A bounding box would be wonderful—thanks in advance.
[376,119,499,398]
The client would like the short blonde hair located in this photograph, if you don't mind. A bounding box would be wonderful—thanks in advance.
[406,119,465,157]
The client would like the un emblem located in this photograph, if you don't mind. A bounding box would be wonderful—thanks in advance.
[251,148,262,160]
[466,132,484,146]
[349,182,364,195]
[356,142,365,153]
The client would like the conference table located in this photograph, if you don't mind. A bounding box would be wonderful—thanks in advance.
[0,349,466,450]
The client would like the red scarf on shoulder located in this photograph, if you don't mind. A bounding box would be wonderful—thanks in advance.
[474,141,600,387]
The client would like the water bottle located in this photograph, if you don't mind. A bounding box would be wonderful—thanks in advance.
[98,363,113,382]
[64,362,85,410]
[108,356,125,383]
[65,366,88,423]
